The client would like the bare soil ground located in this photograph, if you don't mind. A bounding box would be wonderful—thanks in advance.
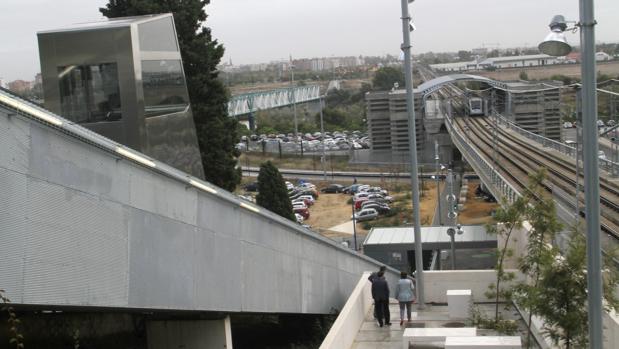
[305,182,442,239]
[475,61,619,81]
[458,180,499,225]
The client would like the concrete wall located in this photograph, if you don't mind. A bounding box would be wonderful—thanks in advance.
[147,318,232,349]
[424,270,524,303]
[0,105,389,315]
[319,272,373,349]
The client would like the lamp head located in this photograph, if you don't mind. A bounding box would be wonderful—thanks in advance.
[538,15,572,57]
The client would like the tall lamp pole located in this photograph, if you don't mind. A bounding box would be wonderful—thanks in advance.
[400,0,425,309]
[539,6,603,347]
[320,95,327,181]
[435,141,442,225]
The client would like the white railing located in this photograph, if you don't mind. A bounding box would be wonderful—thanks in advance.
[445,113,521,205]
[494,112,619,176]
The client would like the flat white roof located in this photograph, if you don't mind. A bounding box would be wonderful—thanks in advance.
[363,225,496,249]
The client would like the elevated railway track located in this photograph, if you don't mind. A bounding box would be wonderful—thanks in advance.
[455,115,619,248]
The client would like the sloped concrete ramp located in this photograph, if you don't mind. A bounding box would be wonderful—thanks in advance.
[0,89,386,315]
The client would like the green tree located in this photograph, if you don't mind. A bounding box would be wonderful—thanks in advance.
[513,170,562,347]
[372,67,405,91]
[485,179,533,325]
[457,50,472,61]
[100,0,241,191]
[533,230,589,348]
[519,71,529,81]
[256,161,295,221]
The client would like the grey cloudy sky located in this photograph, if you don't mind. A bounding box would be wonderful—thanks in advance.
[1,0,618,82]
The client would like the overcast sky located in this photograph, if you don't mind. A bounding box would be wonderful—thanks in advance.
[1,0,618,82]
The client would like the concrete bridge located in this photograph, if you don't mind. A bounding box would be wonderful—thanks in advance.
[0,89,397,347]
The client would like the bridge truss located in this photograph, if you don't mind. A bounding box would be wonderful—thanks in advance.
[227,85,321,117]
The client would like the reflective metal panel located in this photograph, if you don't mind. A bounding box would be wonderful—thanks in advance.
[37,14,204,179]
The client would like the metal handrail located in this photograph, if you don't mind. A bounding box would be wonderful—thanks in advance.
[494,112,618,176]
[444,112,521,205]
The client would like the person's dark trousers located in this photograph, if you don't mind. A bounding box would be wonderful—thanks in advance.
[375,299,390,326]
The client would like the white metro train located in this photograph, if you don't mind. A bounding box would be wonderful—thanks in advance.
[467,97,487,116]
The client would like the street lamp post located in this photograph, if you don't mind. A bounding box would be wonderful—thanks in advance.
[400,0,425,309]
[446,224,464,270]
[291,64,298,141]
[319,95,327,181]
[351,198,358,251]
[435,141,442,225]
[539,6,603,347]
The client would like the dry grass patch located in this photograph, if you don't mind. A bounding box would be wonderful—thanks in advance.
[458,180,499,225]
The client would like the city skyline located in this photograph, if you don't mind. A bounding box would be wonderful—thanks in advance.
[1,0,618,82]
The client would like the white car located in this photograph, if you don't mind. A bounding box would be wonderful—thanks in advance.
[298,195,315,205]
[351,208,378,222]
[292,202,308,209]
[298,183,316,190]
[563,121,573,128]
[285,181,294,190]
[367,193,394,203]
[295,213,304,223]
[599,151,607,161]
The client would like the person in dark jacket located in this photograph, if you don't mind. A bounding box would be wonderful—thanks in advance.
[368,266,387,283]
[371,271,391,327]
[368,266,387,319]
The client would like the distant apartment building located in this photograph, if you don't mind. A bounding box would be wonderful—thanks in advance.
[7,79,33,93]
[292,56,365,72]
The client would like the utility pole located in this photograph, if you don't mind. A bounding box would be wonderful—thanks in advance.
[320,95,327,180]
[290,61,299,149]
[435,141,442,225]
[400,0,425,309]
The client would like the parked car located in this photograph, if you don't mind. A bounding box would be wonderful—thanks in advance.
[343,184,367,194]
[351,208,378,222]
[294,207,310,220]
[243,182,259,192]
[599,150,607,160]
[321,184,344,193]
[365,187,389,196]
[292,202,308,210]
[362,203,391,214]
[354,197,370,210]
[298,182,316,190]
[298,195,315,205]
[354,192,371,200]
[597,120,605,128]
[285,181,294,190]
[295,213,304,224]
[367,193,394,203]
[291,199,305,207]
[563,121,573,128]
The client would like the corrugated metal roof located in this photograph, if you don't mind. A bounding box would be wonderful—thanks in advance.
[363,225,495,246]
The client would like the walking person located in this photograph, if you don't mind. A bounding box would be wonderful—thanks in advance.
[371,271,391,327]
[395,271,415,326]
[368,266,387,319]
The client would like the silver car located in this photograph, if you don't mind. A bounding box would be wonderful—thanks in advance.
[352,208,378,222]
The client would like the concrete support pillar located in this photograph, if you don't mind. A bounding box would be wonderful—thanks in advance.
[147,317,232,349]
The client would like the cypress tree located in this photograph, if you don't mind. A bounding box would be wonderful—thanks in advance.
[256,161,295,221]
[100,0,241,191]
